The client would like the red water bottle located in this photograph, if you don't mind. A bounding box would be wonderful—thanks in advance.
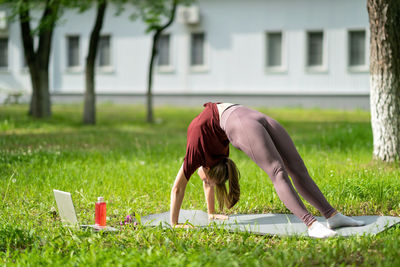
[95,197,106,227]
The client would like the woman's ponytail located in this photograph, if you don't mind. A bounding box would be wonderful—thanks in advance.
[226,158,240,209]
[209,158,240,211]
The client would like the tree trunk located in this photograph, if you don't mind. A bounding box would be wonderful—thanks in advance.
[20,0,59,118]
[28,65,51,117]
[146,32,160,123]
[83,0,107,125]
[145,0,178,123]
[367,0,400,162]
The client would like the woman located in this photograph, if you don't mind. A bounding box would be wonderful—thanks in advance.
[170,103,364,238]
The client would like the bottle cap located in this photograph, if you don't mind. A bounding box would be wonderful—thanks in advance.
[98,197,104,202]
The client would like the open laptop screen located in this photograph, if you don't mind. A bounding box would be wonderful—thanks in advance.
[53,189,79,225]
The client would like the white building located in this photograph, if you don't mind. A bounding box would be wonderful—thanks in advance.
[0,0,370,108]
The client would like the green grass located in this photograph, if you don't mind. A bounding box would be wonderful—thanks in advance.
[1,103,399,266]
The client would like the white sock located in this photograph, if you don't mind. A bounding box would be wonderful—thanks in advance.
[308,221,337,238]
[327,213,365,229]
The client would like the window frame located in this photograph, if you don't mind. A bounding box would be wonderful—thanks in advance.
[156,33,175,73]
[0,36,9,71]
[189,31,208,73]
[305,30,328,73]
[65,34,82,73]
[347,28,368,73]
[97,34,114,73]
[265,31,287,74]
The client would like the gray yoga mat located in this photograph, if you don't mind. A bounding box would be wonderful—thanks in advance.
[141,210,400,237]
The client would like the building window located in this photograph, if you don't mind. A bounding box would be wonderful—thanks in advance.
[349,30,366,67]
[191,32,205,66]
[98,35,111,67]
[307,31,323,67]
[67,35,80,68]
[157,34,170,67]
[0,37,8,68]
[266,32,283,69]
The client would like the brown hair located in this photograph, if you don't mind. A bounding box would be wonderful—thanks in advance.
[208,158,240,210]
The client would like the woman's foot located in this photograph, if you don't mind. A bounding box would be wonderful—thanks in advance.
[327,212,365,229]
[308,221,337,238]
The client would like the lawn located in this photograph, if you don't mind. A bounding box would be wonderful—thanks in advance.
[1,104,399,266]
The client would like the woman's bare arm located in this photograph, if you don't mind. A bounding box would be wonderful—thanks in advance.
[199,167,228,221]
[170,163,188,226]
[203,180,216,214]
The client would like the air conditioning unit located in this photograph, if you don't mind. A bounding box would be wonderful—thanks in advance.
[178,6,200,25]
[0,11,7,30]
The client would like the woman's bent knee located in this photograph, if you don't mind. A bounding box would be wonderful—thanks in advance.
[269,164,288,183]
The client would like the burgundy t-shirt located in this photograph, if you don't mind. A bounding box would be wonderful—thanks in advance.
[183,102,230,180]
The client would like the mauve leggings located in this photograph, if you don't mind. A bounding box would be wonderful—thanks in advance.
[220,105,336,226]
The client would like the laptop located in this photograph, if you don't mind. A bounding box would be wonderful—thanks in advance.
[53,189,118,232]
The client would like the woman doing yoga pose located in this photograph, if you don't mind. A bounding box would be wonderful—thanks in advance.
[170,103,364,238]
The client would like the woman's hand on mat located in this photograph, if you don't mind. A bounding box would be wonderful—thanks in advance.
[208,214,228,220]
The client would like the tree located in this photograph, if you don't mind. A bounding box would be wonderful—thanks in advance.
[137,0,193,123]
[18,0,61,118]
[367,0,400,162]
[83,0,107,125]
[5,0,109,121]
[138,0,178,123]
[1,0,78,118]
[76,0,127,125]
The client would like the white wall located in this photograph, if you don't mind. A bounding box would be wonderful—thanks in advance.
[0,0,370,97]
[168,0,370,95]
